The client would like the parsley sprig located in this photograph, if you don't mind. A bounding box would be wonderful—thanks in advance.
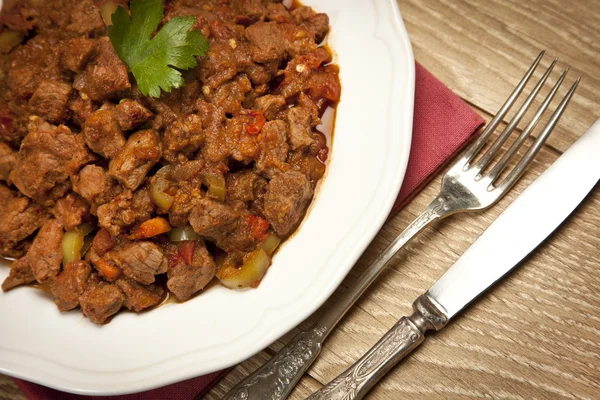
[108,0,209,98]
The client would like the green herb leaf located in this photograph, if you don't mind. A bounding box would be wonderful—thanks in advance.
[107,0,209,98]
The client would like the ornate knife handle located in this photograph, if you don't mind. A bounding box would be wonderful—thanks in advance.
[307,295,448,400]
[223,325,327,400]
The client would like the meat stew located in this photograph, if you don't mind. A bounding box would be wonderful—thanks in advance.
[0,0,340,324]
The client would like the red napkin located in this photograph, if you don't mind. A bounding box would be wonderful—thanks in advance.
[12,62,483,399]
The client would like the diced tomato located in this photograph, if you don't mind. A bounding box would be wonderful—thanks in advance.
[248,215,270,241]
[178,241,196,265]
[244,111,266,135]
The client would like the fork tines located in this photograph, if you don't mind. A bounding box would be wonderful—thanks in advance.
[462,50,580,192]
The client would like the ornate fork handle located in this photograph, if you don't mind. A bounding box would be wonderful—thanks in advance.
[307,295,448,400]
[224,197,457,400]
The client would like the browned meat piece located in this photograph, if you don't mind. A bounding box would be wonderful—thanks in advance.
[27,219,64,283]
[109,129,161,190]
[209,75,253,118]
[79,279,124,324]
[10,120,95,206]
[91,229,116,257]
[263,171,312,236]
[0,184,47,257]
[83,108,126,159]
[253,95,286,120]
[0,104,22,147]
[29,80,72,124]
[217,214,259,253]
[232,0,267,22]
[197,40,249,90]
[73,37,130,101]
[1,257,35,292]
[189,198,240,242]
[60,37,96,73]
[0,143,17,184]
[72,165,122,213]
[51,193,90,230]
[163,114,204,162]
[50,261,92,311]
[266,3,291,23]
[285,106,316,151]
[115,100,154,131]
[106,242,168,285]
[256,120,289,177]
[116,277,164,312]
[97,188,153,236]
[289,152,326,188]
[7,36,56,101]
[228,115,259,163]
[291,6,330,41]
[227,170,266,203]
[244,22,288,63]
[66,0,105,36]
[165,241,216,301]
[276,48,332,99]
[68,92,96,127]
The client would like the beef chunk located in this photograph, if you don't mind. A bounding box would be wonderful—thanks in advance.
[116,277,164,312]
[163,114,204,162]
[68,92,96,127]
[253,95,286,120]
[29,80,72,124]
[73,37,130,101]
[0,143,17,184]
[1,257,35,292]
[67,0,105,36]
[285,107,316,151]
[97,188,153,236]
[106,242,168,285]
[189,198,240,241]
[263,171,312,236]
[0,103,22,147]
[51,193,89,230]
[72,165,122,213]
[244,22,288,63]
[109,129,161,190]
[256,120,289,177]
[27,219,64,283]
[79,279,124,324]
[291,6,330,41]
[10,120,95,206]
[115,100,153,131]
[0,184,48,257]
[165,241,216,301]
[83,108,126,159]
[226,170,265,203]
[50,261,91,311]
[266,3,291,23]
[60,37,96,73]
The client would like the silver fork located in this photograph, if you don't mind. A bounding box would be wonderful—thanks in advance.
[223,51,579,400]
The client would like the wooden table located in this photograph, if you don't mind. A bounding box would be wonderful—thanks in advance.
[2,0,599,399]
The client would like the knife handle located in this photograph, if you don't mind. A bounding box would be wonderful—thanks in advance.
[307,295,448,400]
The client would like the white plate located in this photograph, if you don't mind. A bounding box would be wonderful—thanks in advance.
[0,0,414,394]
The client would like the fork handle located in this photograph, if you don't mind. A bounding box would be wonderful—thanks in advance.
[307,295,448,400]
[224,197,454,400]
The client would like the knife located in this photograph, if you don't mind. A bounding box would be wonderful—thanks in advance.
[307,120,600,400]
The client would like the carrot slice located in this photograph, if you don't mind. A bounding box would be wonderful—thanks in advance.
[129,217,171,240]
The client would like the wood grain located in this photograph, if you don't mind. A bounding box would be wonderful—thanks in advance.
[2,0,600,399]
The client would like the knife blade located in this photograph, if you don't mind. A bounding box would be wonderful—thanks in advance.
[429,118,600,317]
[308,120,600,400]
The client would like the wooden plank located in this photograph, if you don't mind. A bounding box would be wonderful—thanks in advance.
[398,0,600,153]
